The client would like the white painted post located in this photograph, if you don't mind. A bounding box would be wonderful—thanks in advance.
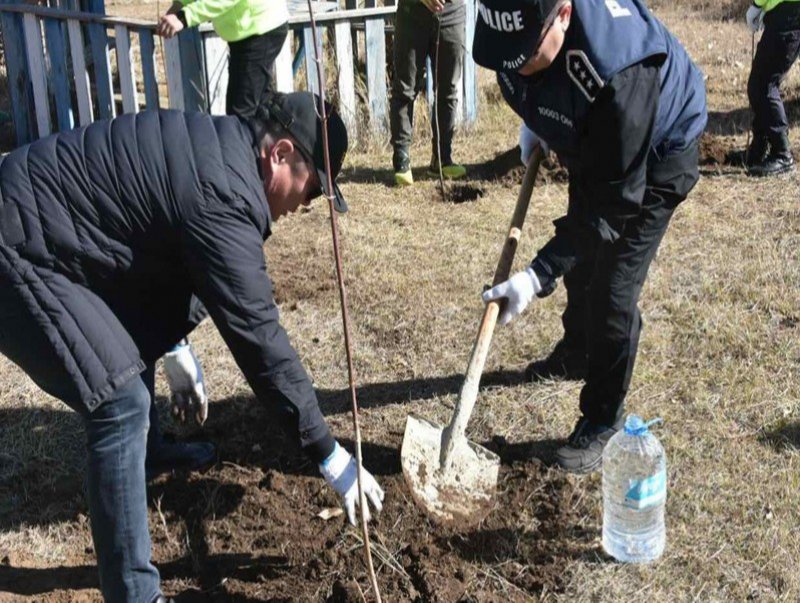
[334,20,357,138]
[275,31,294,93]
[22,13,51,138]
[203,33,229,115]
[114,25,138,113]
[365,16,387,132]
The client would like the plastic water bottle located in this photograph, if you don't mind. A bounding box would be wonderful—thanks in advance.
[602,415,666,563]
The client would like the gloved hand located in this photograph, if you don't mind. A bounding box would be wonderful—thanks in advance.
[163,340,208,425]
[482,267,542,326]
[746,4,765,32]
[519,123,549,165]
[319,442,384,526]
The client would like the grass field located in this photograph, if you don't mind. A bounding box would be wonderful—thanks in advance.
[1,4,800,602]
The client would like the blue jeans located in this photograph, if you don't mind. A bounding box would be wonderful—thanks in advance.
[84,375,161,603]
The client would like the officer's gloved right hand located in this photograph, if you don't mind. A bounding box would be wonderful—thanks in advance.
[519,123,549,165]
[319,442,385,526]
[746,4,765,32]
[482,267,543,326]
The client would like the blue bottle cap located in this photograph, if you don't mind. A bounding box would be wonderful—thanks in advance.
[624,415,663,436]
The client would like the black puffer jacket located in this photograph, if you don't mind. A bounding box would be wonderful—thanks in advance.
[0,110,334,462]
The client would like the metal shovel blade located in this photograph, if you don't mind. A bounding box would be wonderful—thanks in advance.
[401,413,500,526]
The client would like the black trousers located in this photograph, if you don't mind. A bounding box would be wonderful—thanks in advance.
[226,24,289,119]
[389,0,465,163]
[562,142,700,427]
[748,2,800,137]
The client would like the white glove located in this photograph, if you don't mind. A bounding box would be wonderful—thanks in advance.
[163,341,208,425]
[519,123,549,165]
[319,442,384,526]
[746,4,764,32]
[482,267,542,326]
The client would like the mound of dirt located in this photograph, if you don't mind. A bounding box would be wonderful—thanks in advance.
[134,407,600,602]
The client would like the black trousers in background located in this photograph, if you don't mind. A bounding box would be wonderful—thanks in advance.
[748,2,800,138]
[389,0,465,163]
[226,24,289,119]
[561,142,700,427]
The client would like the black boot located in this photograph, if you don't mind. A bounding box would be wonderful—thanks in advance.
[525,338,587,382]
[744,134,769,169]
[145,433,216,481]
[748,132,795,177]
[554,416,623,474]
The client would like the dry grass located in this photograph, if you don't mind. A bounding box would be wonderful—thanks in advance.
[1,6,800,602]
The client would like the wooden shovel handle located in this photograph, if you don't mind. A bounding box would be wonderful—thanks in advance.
[440,147,544,470]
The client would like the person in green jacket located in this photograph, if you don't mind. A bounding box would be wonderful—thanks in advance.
[744,0,799,176]
[157,0,289,118]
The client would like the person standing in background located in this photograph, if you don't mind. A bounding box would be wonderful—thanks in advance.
[744,0,799,176]
[390,0,467,186]
[158,0,290,118]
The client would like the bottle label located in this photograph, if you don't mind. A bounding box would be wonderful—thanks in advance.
[624,469,666,509]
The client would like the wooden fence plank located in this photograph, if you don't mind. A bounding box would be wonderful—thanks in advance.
[364,16,387,131]
[87,21,115,118]
[139,29,159,109]
[67,19,94,125]
[203,34,228,115]
[163,35,185,110]
[179,29,206,111]
[114,24,138,113]
[22,13,51,138]
[303,26,322,96]
[463,0,477,124]
[333,20,356,138]
[275,31,294,93]
[0,8,33,145]
[44,17,74,131]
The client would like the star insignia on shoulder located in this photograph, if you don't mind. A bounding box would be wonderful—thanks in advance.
[566,50,604,102]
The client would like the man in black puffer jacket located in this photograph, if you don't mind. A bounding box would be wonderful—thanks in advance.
[0,92,384,603]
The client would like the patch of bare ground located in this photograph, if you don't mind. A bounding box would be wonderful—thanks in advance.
[1,5,800,603]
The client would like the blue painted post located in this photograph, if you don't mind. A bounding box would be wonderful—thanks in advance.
[178,28,207,111]
[44,17,74,131]
[0,6,33,144]
[84,0,114,119]
[139,29,160,109]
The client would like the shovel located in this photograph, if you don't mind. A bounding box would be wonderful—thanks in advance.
[401,147,545,526]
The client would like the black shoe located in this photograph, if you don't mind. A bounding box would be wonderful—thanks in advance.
[745,134,769,169]
[145,434,216,481]
[554,417,623,474]
[747,132,796,177]
[153,597,175,603]
[525,339,587,382]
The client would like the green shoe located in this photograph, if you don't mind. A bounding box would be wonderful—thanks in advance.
[428,159,467,180]
[393,147,413,187]
[394,169,413,186]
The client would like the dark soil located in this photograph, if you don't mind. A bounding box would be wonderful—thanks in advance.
[0,398,599,602]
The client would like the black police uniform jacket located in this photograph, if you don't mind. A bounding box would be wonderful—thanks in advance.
[0,110,334,462]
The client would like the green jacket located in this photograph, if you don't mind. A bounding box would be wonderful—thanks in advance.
[754,0,800,13]
[180,0,288,42]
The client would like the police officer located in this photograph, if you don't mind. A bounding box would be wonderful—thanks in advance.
[474,0,707,473]
[158,0,289,119]
[745,0,800,176]
[0,92,383,602]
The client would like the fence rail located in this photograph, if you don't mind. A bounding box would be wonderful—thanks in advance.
[0,1,478,148]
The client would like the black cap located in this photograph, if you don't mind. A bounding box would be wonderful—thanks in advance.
[258,92,349,213]
[473,0,563,73]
